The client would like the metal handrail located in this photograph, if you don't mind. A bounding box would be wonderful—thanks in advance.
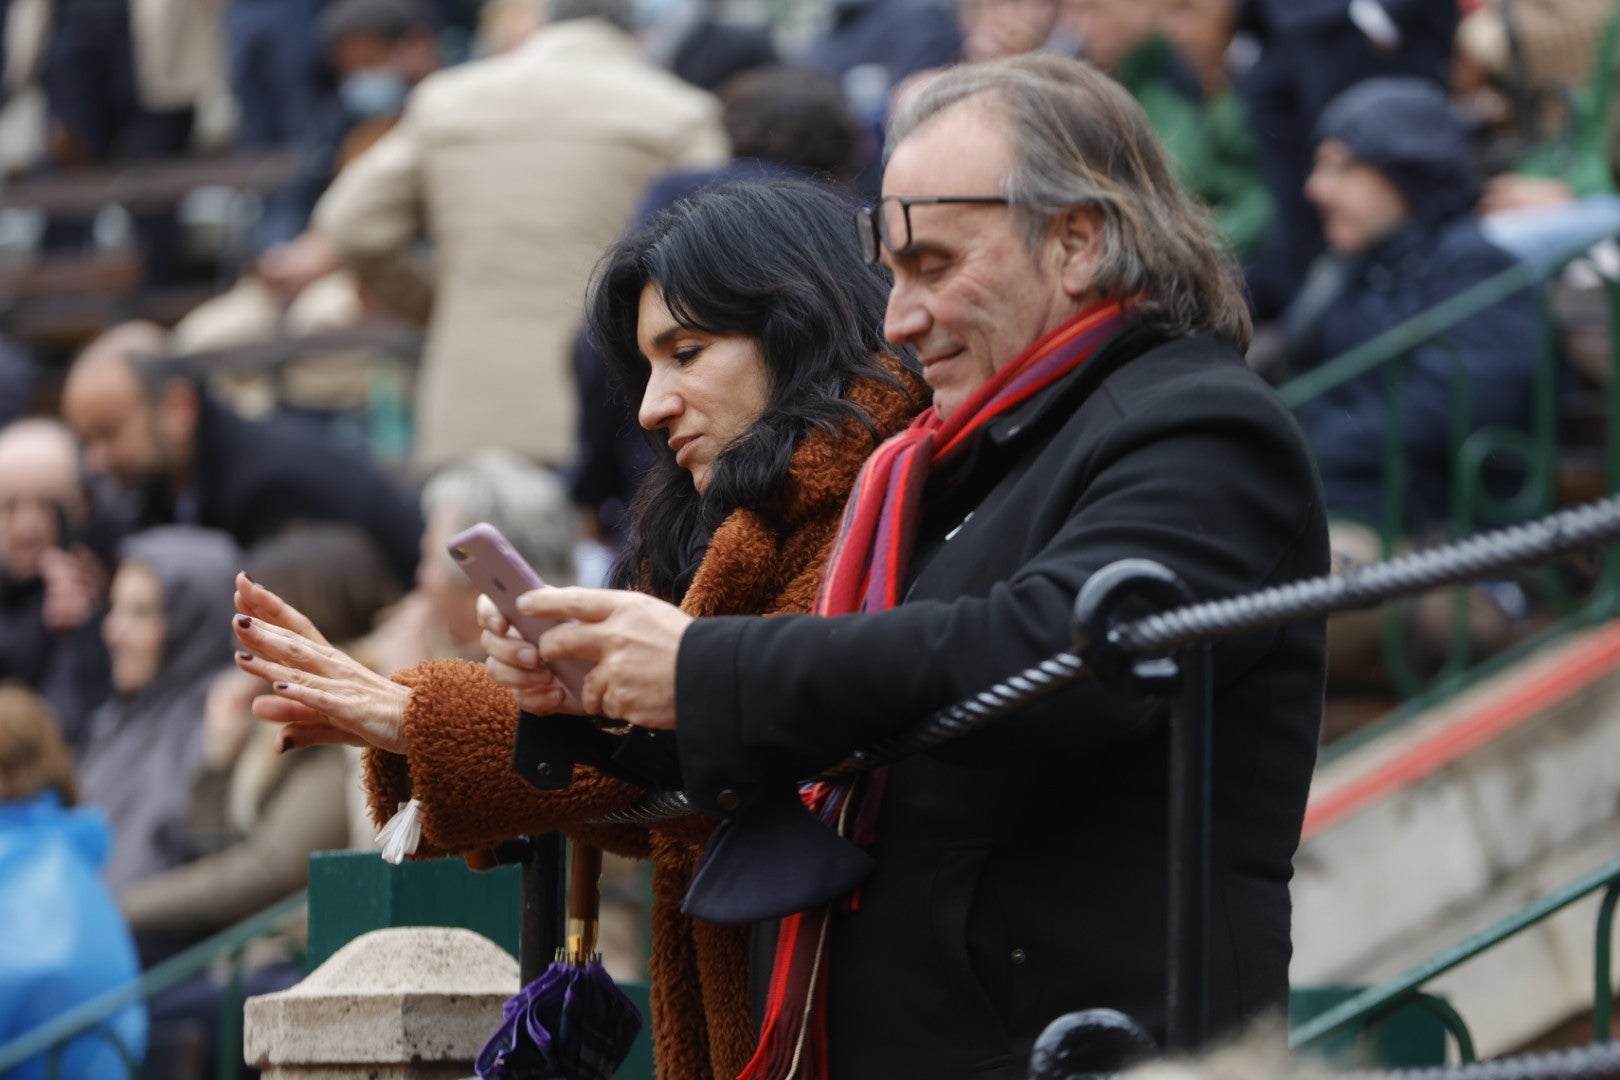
[1289,855,1620,1054]
[0,890,308,1076]
[1276,227,1614,412]
[1276,215,1620,701]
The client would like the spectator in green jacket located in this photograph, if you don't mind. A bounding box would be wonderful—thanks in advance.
[1063,0,1272,257]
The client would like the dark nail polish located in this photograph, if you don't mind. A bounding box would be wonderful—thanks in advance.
[242,571,255,584]
[274,681,289,691]
[236,615,251,628]
[278,737,293,752]
[236,650,253,661]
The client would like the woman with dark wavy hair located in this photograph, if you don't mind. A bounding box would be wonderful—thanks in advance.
[592,179,913,598]
[231,178,924,1080]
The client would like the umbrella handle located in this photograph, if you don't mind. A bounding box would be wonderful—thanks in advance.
[566,841,604,965]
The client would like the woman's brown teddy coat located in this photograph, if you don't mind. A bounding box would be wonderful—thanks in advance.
[362,366,922,1080]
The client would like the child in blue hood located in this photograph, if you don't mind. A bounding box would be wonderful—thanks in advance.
[0,682,146,1079]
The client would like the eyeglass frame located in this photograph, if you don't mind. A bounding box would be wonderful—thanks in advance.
[855,195,1013,264]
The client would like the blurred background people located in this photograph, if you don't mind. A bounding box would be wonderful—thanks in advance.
[59,321,425,589]
[121,525,399,1080]
[371,449,577,674]
[1061,0,1271,258]
[227,0,331,154]
[172,0,447,362]
[957,0,1057,61]
[300,0,727,471]
[1237,0,1458,319]
[0,682,146,1080]
[639,0,777,91]
[30,0,224,288]
[77,526,239,896]
[119,524,397,956]
[1280,78,1541,681]
[256,0,443,255]
[0,418,107,747]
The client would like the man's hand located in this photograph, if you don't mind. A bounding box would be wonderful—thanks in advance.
[1480,174,1576,215]
[518,588,692,730]
[256,232,342,300]
[38,545,102,632]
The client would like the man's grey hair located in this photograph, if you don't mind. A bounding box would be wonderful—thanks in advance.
[888,54,1252,351]
[421,449,578,587]
[549,0,635,33]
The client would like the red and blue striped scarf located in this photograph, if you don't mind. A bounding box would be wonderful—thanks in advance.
[738,298,1138,1080]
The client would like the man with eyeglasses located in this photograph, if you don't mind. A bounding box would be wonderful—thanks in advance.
[501,54,1328,1079]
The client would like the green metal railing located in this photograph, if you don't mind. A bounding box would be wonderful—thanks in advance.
[1279,223,1620,707]
[1290,854,1620,1063]
[0,891,307,1080]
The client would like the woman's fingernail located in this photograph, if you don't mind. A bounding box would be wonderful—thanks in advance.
[519,646,538,667]
[274,681,289,691]
[236,650,253,661]
[241,571,255,584]
[277,735,293,752]
[236,615,252,628]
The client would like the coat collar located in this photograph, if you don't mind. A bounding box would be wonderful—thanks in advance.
[983,320,1165,448]
[516,17,641,64]
[680,358,926,619]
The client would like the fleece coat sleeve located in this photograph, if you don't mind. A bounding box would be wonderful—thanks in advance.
[361,658,652,859]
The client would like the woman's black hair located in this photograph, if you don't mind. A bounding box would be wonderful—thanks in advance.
[586,178,911,600]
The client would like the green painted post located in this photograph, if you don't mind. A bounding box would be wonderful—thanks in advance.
[1594,882,1619,1040]
[305,850,524,968]
[1290,986,1452,1069]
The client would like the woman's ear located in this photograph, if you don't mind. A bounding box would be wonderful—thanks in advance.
[1052,206,1105,300]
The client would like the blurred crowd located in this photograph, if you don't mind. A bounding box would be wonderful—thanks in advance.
[0,0,1617,1075]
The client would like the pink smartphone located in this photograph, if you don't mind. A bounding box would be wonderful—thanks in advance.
[447,523,593,704]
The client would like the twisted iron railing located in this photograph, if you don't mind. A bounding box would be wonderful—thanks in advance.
[592,493,1620,829]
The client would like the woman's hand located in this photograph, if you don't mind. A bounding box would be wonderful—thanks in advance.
[477,594,589,717]
[231,571,410,755]
[520,588,692,731]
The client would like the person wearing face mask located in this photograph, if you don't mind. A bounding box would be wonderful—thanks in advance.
[229,180,925,1080]
[77,527,240,895]
[170,0,444,366]
[252,0,442,277]
[292,0,729,470]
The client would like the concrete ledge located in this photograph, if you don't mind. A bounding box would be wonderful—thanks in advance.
[245,926,519,1077]
[1293,627,1620,1054]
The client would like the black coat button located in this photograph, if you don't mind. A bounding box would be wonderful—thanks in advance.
[716,789,743,812]
[1010,948,1027,965]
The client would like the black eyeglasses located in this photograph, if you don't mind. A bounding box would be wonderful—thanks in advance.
[855,195,1012,264]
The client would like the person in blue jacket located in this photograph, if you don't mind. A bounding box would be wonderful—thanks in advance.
[0,682,147,1079]
[1288,77,1542,539]
[1285,77,1542,679]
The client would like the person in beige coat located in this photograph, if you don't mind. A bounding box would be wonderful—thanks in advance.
[306,0,729,469]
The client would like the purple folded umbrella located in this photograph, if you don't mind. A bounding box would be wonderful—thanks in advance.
[476,845,643,1080]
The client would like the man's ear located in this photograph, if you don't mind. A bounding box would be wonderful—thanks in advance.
[1053,206,1105,299]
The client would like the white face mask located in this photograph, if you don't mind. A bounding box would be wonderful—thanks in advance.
[339,67,409,119]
